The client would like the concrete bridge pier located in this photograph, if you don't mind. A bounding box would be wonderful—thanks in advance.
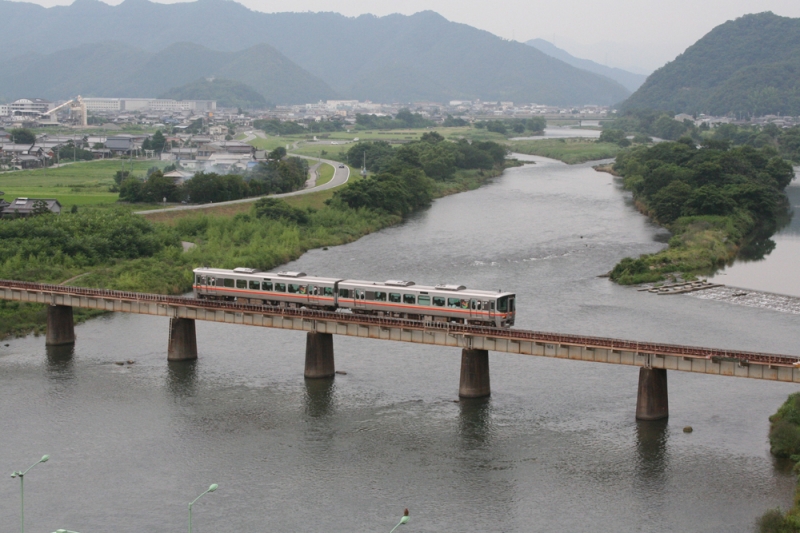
[636,367,669,420]
[305,332,335,379]
[167,318,198,361]
[459,349,491,398]
[46,305,75,345]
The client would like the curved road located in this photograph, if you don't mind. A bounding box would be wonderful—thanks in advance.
[134,155,349,215]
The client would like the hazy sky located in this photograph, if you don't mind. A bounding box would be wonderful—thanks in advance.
[17,0,800,72]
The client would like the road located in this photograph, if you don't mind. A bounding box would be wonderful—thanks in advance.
[133,154,349,215]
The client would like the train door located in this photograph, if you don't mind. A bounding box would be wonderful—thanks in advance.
[354,288,366,308]
[486,300,496,324]
[307,285,320,306]
[469,299,481,321]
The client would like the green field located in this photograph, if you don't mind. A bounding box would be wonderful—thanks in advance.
[0,159,168,206]
[315,163,335,186]
[508,138,621,164]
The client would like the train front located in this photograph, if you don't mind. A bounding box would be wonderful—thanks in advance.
[496,293,516,327]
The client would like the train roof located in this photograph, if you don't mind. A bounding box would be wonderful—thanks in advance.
[338,279,514,298]
[193,267,342,284]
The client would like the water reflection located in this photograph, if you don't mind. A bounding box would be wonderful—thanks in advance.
[458,397,494,448]
[166,360,197,397]
[45,344,74,379]
[303,378,336,418]
[635,419,669,491]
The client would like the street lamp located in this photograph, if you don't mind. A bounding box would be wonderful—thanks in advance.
[188,483,218,533]
[10,454,50,533]
[389,508,410,533]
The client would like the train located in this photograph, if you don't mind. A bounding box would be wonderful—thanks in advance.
[193,267,516,328]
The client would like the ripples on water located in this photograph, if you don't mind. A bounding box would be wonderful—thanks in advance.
[1,155,799,533]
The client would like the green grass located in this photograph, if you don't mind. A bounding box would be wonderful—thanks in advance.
[0,160,168,205]
[315,163,335,186]
[508,138,621,164]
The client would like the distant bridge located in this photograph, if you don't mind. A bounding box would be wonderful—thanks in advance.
[2,279,798,421]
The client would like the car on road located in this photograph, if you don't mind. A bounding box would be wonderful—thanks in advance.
[338,164,345,168]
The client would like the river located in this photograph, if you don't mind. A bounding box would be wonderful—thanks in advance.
[1,154,799,533]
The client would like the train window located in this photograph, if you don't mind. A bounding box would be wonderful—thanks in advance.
[262,281,273,291]
[509,298,515,312]
[324,287,334,296]
[209,277,216,286]
[389,293,401,303]
[497,297,508,312]
[418,295,430,306]
[403,294,416,304]
[236,279,246,289]
[432,296,445,307]
[275,283,286,292]
[249,280,260,290]
[289,284,307,294]
[374,291,387,301]
[223,278,235,288]
[339,288,350,298]
[490,301,495,310]
[447,298,461,308]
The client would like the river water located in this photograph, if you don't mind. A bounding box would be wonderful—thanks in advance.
[2,154,800,533]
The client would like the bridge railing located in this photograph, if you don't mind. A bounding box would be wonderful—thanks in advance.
[1,279,797,367]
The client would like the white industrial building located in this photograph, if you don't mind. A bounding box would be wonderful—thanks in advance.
[83,98,216,113]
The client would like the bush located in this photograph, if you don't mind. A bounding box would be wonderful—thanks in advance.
[253,198,310,224]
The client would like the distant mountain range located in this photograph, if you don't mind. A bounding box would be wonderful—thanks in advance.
[525,39,648,92]
[0,41,336,105]
[0,0,630,106]
[621,12,800,116]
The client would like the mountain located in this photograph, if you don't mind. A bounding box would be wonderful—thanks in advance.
[160,78,267,109]
[525,38,648,92]
[0,42,337,105]
[621,12,800,116]
[0,0,630,106]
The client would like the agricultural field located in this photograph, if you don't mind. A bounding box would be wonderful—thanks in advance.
[0,159,168,207]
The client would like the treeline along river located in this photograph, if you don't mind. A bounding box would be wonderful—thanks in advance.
[1,153,799,533]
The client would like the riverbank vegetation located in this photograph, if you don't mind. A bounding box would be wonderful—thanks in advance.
[756,394,800,532]
[0,137,512,338]
[608,139,794,284]
[509,138,622,164]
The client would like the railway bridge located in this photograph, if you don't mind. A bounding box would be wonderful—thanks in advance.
[2,279,799,421]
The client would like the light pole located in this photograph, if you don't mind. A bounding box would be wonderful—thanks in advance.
[389,508,410,533]
[10,454,50,533]
[188,483,218,533]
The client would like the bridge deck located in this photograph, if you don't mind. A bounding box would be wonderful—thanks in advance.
[2,280,799,383]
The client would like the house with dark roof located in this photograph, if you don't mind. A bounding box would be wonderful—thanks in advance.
[0,198,62,217]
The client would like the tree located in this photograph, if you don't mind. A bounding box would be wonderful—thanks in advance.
[31,200,52,216]
[151,130,166,153]
[142,171,178,203]
[119,177,144,202]
[650,180,692,224]
[598,129,628,146]
[268,146,287,160]
[10,128,35,145]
